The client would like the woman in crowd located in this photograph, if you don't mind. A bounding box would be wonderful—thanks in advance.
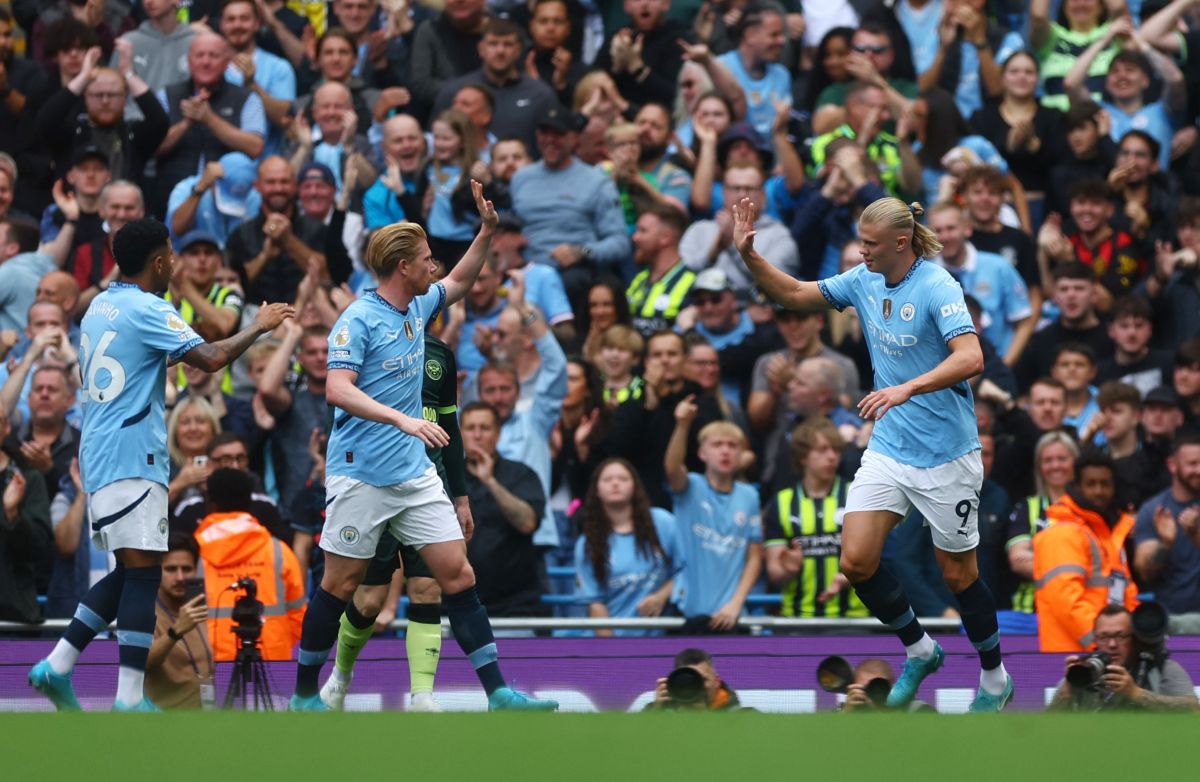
[552,355,609,505]
[804,26,855,118]
[1031,0,1124,111]
[421,109,480,266]
[684,336,748,435]
[166,396,222,510]
[1005,431,1080,617]
[574,458,680,637]
[909,87,1009,209]
[579,276,632,365]
[970,51,1066,229]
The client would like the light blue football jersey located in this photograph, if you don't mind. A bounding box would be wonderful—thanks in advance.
[819,260,980,468]
[78,281,204,492]
[326,284,446,486]
[672,473,762,618]
[573,508,680,637]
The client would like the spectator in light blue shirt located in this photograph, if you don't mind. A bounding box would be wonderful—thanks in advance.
[664,396,762,632]
[716,2,792,138]
[0,216,54,333]
[510,104,630,315]
[166,152,262,245]
[575,458,681,637]
[1064,23,1185,170]
[219,0,297,157]
[477,279,568,548]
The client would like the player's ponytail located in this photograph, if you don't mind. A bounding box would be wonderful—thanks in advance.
[859,198,943,260]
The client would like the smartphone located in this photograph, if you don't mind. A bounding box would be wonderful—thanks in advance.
[183,577,206,604]
[193,455,209,467]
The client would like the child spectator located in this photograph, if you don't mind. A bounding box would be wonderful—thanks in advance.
[1047,101,1118,216]
[959,165,1042,316]
[421,109,480,265]
[664,395,762,634]
[1050,342,1101,438]
[1089,380,1159,509]
[598,324,645,407]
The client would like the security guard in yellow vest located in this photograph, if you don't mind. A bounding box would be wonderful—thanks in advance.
[1005,494,1052,614]
[167,231,244,394]
[763,419,867,618]
[806,82,910,200]
[625,203,696,337]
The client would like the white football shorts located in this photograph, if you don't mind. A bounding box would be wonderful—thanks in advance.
[320,466,462,559]
[845,449,984,552]
[89,478,169,553]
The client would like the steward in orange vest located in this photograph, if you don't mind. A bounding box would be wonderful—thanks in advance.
[194,470,305,661]
[1034,452,1139,652]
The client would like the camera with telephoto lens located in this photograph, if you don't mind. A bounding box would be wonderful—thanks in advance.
[663,667,708,708]
[1066,651,1111,691]
[230,577,264,645]
[1131,601,1169,686]
[817,656,892,707]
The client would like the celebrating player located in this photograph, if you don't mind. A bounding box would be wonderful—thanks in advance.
[29,218,294,711]
[320,325,468,712]
[289,181,557,711]
[732,197,1013,711]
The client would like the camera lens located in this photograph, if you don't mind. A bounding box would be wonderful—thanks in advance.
[665,667,707,705]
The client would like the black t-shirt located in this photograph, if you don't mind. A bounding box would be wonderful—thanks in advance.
[170,495,290,543]
[969,103,1066,194]
[227,212,326,303]
[1096,349,1174,397]
[971,225,1040,290]
[1015,321,1114,393]
[465,456,546,617]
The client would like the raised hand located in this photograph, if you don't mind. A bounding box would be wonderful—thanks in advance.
[731,197,759,259]
[1153,504,1178,547]
[471,178,498,230]
[674,393,698,423]
[52,179,80,222]
[254,301,297,331]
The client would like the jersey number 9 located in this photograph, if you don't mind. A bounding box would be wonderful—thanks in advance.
[79,331,127,403]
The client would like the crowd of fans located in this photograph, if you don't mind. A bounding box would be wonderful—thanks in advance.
[4,0,1200,653]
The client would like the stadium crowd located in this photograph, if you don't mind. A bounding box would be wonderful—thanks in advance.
[5,0,1200,663]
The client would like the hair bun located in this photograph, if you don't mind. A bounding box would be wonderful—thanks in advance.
[908,202,924,218]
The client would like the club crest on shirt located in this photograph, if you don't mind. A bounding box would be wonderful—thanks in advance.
[425,359,443,381]
[334,325,350,346]
[166,313,188,331]
[403,321,415,341]
[882,298,892,319]
[900,302,915,322]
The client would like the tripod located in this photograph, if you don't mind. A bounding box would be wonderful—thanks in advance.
[222,633,275,711]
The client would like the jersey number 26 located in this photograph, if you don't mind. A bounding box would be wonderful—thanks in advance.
[79,330,127,403]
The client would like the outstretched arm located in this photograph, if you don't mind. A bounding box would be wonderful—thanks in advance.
[732,198,831,312]
[440,180,498,306]
[180,302,294,372]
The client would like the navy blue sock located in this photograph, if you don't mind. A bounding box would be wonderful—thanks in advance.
[115,566,160,673]
[954,579,1002,670]
[63,563,125,651]
[296,587,348,697]
[444,587,505,695]
[852,566,926,647]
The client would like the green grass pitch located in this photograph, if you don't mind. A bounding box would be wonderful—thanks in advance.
[2,712,1190,781]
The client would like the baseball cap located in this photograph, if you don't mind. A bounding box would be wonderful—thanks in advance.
[535,103,577,133]
[177,230,222,254]
[691,268,731,295]
[212,152,258,218]
[298,161,336,187]
[717,122,773,170]
[71,145,110,169]
[1145,386,1182,409]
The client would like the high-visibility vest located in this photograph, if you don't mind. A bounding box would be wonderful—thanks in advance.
[196,512,306,662]
[773,479,867,618]
[1010,495,1050,614]
[167,284,240,395]
[626,260,696,336]
[1033,494,1138,652]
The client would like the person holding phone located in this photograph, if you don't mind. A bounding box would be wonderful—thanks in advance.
[145,532,214,710]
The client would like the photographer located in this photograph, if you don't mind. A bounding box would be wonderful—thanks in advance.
[647,648,740,711]
[1048,605,1199,712]
[146,533,214,710]
[843,660,897,713]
